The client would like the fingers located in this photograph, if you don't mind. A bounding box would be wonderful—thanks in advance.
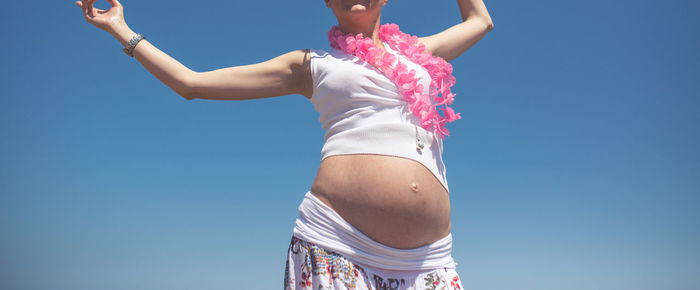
[83,0,94,17]
[76,1,89,18]
[78,0,90,17]
[77,0,123,26]
[76,0,95,21]
[106,0,121,8]
[77,0,120,17]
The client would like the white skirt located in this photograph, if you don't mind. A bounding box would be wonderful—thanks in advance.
[284,190,463,289]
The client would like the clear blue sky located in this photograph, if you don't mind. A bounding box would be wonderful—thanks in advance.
[1,0,698,289]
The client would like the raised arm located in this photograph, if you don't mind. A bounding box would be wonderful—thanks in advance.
[187,50,311,101]
[76,0,312,101]
[418,0,494,62]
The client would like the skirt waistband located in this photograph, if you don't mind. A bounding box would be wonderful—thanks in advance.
[292,190,458,271]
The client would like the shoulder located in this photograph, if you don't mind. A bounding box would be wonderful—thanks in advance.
[265,49,314,99]
[281,48,338,63]
[277,49,311,67]
[281,48,343,75]
[309,48,356,62]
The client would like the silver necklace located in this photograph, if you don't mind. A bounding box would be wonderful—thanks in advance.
[415,125,425,150]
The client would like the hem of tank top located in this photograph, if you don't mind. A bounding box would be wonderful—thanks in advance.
[320,152,449,194]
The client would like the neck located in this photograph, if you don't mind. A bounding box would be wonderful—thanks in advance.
[337,16,384,48]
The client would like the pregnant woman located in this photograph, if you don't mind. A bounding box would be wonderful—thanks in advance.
[76,0,493,289]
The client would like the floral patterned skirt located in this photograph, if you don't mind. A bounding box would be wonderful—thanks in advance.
[284,236,463,290]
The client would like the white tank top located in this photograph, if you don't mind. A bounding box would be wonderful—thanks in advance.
[309,45,449,192]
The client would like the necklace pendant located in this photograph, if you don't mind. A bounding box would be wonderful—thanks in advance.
[416,137,425,150]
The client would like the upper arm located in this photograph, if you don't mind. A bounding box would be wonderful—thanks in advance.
[188,49,312,101]
[418,17,494,62]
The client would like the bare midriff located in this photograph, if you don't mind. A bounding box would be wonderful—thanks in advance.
[309,154,451,249]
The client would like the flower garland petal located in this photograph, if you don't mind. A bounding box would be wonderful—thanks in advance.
[328,24,460,139]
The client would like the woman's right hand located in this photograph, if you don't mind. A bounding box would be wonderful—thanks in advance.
[76,0,127,34]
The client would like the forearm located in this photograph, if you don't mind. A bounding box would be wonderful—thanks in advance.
[110,24,197,99]
[457,0,493,28]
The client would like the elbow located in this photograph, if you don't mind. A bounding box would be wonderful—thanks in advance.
[179,72,199,101]
[463,16,494,33]
[180,89,196,101]
[480,17,494,32]
[180,84,196,100]
[467,15,494,32]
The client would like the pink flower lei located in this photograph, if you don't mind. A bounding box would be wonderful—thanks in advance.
[328,23,461,139]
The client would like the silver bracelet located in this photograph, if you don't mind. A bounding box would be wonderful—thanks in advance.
[123,33,145,57]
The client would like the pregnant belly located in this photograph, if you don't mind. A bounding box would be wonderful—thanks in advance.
[309,154,451,249]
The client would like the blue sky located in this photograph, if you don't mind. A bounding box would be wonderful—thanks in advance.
[1,0,698,289]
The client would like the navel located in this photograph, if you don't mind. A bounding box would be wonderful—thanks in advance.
[410,181,420,193]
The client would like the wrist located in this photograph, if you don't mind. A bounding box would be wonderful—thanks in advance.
[110,24,136,47]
